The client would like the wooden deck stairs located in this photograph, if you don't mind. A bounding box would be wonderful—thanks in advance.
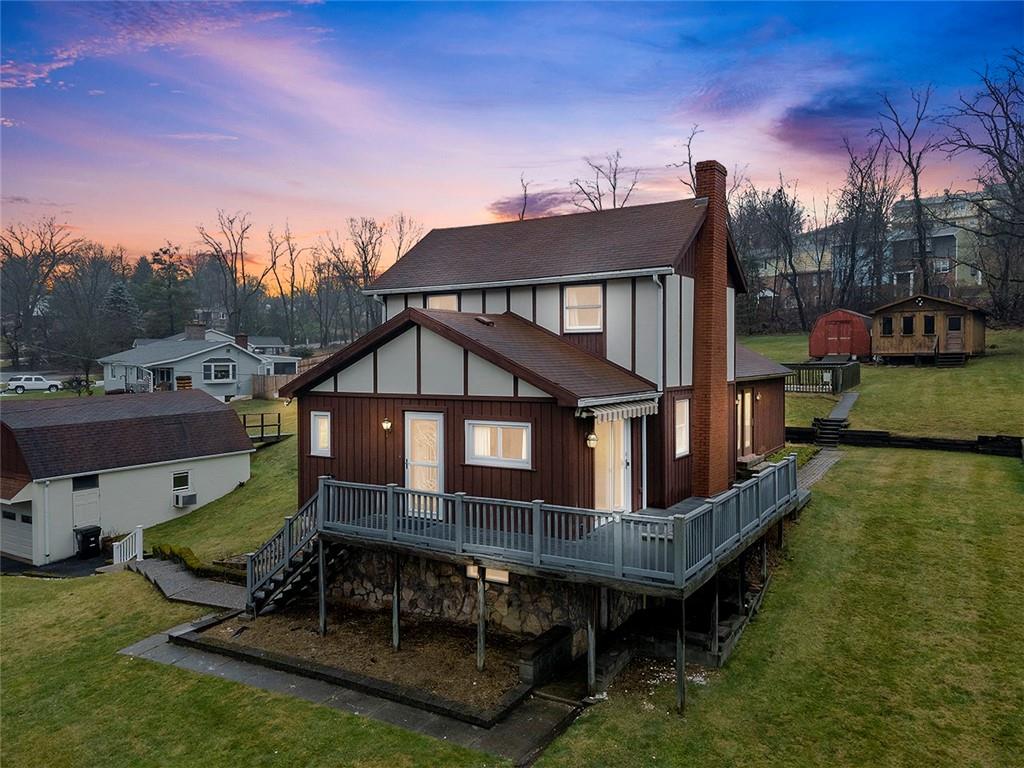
[936,352,967,368]
[250,539,345,615]
[813,417,847,448]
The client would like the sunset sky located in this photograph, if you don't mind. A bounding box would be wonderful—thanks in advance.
[2,1,1021,265]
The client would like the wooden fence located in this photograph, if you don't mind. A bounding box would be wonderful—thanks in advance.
[252,373,295,399]
[783,361,861,394]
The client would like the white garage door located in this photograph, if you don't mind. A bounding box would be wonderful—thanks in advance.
[1,506,34,561]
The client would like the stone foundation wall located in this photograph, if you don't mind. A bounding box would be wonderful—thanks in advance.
[329,548,642,656]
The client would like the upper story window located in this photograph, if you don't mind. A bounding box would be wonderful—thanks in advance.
[203,360,236,382]
[564,284,603,332]
[310,411,331,457]
[465,420,531,469]
[881,316,893,336]
[901,315,915,335]
[426,294,459,311]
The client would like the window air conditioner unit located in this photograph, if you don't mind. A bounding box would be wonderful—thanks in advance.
[173,492,198,508]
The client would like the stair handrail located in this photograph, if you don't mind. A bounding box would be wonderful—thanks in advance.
[246,492,319,607]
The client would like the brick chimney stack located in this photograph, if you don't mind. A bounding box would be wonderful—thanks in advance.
[691,160,731,497]
[184,321,206,341]
[234,333,249,350]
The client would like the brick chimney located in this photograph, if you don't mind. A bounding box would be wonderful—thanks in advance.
[184,321,206,341]
[691,160,731,497]
[234,333,249,349]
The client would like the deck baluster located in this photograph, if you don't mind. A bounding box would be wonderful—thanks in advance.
[455,492,466,553]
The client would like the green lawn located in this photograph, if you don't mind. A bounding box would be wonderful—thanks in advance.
[785,393,838,426]
[541,447,1024,767]
[146,398,300,563]
[0,572,492,768]
[742,328,1024,436]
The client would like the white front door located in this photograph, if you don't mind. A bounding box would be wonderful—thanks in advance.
[594,418,631,512]
[404,412,444,494]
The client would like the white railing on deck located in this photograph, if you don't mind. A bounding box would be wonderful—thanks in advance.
[314,453,799,590]
[112,525,143,565]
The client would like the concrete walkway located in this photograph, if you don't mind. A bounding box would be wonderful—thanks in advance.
[797,449,842,490]
[828,391,860,420]
[121,624,579,765]
[126,559,246,611]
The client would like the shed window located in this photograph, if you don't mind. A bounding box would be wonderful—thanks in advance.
[172,471,191,491]
[564,284,603,332]
[675,399,691,458]
[465,420,531,469]
[901,316,915,335]
[310,411,332,457]
[202,362,236,382]
[923,315,935,335]
[426,294,459,311]
[72,474,99,492]
[1,510,15,521]
[881,316,893,336]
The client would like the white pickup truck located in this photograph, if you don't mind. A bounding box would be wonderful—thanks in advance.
[4,375,62,394]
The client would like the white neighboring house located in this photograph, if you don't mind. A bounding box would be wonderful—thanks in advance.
[133,327,299,375]
[0,391,253,565]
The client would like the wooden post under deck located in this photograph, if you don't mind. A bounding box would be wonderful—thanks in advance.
[587,602,597,697]
[777,518,784,549]
[737,551,746,615]
[476,570,486,672]
[761,536,768,583]
[676,596,686,713]
[317,538,327,636]
[392,554,401,651]
[711,573,719,657]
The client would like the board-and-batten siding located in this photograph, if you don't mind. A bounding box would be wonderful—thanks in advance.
[751,379,785,455]
[298,395,593,509]
[311,326,555,401]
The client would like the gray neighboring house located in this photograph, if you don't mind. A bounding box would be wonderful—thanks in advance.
[99,338,268,401]
[132,327,299,376]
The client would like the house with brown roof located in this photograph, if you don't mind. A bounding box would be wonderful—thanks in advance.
[0,391,253,565]
[246,161,802,701]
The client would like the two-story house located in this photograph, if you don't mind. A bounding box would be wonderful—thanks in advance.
[250,162,803,705]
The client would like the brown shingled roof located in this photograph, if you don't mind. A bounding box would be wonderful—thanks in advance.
[1,390,253,480]
[368,199,710,292]
[281,308,657,406]
[735,344,791,381]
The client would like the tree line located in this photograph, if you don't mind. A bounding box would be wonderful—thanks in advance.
[0,212,422,373]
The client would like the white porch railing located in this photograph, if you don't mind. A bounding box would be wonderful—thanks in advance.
[113,525,144,564]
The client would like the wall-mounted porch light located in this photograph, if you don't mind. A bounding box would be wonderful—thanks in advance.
[381,417,393,433]
[755,392,762,401]
[586,432,599,449]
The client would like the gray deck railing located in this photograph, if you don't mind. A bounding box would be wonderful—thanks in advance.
[311,454,798,592]
[246,493,319,606]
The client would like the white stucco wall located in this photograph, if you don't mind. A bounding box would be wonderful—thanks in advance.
[26,452,251,565]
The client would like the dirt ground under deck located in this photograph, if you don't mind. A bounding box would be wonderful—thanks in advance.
[204,605,523,709]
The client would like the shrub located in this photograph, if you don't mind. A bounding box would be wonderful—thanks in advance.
[151,544,245,584]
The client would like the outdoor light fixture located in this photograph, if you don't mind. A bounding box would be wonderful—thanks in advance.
[586,432,599,449]
[755,392,762,401]
[381,417,393,433]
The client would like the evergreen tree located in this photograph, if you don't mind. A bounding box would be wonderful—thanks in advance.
[101,280,143,351]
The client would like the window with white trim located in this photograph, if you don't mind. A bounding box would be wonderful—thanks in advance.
[310,411,332,457]
[674,399,690,458]
[202,362,236,382]
[426,294,459,310]
[563,284,603,332]
[465,420,531,469]
[172,471,191,491]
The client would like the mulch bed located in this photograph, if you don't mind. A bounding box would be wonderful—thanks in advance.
[203,605,523,710]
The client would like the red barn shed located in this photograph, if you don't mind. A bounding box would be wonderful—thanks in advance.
[809,309,872,360]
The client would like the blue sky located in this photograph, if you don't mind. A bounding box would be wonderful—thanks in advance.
[2,1,1020,259]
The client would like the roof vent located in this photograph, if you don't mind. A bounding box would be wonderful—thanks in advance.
[474,315,495,327]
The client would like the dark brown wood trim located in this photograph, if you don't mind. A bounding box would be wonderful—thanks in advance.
[415,325,422,395]
[630,278,637,373]
[372,350,379,394]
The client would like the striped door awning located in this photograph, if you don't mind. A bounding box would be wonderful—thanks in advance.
[578,399,659,423]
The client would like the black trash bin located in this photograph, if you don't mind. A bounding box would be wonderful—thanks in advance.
[73,525,102,559]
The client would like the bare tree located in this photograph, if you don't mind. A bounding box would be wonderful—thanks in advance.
[0,218,82,367]
[667,124,704,195]
[389,212,423,261]
[807,192,836,312]
[571,150,641,211]
[196,210,277,334]
[755,175,810,331]
[268,223,306,346]
[938,48,1024,320]
[876,86,939,293]
[309,234,347,347]
[517,173,532,221]
[346,217,387,330]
